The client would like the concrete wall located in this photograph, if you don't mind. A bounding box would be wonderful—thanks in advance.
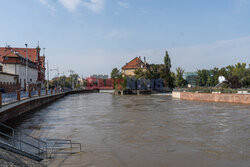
[122,69,135,76]
[0,93,66,123]
[172,91,250,104]
[172,91,181,98]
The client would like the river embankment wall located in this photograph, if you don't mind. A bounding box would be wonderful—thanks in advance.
[172,91,250,104]
[0,89,99,123]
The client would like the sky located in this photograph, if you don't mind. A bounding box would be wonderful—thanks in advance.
[0,0,249,78]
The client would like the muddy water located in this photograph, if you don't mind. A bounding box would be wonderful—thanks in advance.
[13,93,250,167]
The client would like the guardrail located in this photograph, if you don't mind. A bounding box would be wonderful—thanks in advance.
[2,92,17,105]
[0,122,82,161]
[0,122,47,160]
[0,88,71,107]
[46,138,82,158]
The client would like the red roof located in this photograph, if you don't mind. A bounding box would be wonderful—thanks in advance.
[122,57,146,70]
[0,47,39,63]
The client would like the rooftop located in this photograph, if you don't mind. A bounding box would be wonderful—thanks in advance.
[122,57,147,70]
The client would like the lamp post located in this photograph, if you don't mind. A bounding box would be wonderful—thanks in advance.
[46,53,50,91]
[25,44,28,91]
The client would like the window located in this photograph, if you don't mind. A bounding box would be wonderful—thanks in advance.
[0,65,2,72]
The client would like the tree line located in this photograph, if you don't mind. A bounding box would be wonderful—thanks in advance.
[111,51,250,89]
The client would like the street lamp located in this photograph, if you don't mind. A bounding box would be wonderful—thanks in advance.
[25,43,28,91]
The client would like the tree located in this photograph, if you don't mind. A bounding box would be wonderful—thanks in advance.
[162,51,174,88]
[145,64,162,79]
[111,68,122,79]
[175,67,186,87]
[196,69,209,86]
[134,68,146,79]
[228,75,241,89]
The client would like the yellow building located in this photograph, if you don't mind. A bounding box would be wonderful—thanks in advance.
[122,57,148,77]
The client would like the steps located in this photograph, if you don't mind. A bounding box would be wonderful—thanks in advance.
[0,122,82,162]
[0,122,47,161]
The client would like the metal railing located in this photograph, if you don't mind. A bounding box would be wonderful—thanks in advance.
[31,90,38,97]
[41,89,46,96]
[20,91,29,99]
[2,92,17,105]
[1,88,69,106]
[0,122,47,160]
[46,138,82,158]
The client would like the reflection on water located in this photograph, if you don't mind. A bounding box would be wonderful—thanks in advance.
[12,93,250,167]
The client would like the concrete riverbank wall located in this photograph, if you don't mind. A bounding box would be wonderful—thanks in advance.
[172,91,250,104]
[0,93,66,123]
[0,89,99,123]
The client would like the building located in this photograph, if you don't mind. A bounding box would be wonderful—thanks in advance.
[122,56,148,77]
[183,72,198,87]
[90,74,109,79]
[0,46,46,88]
[1,51,38,89]
[0,72,18,83]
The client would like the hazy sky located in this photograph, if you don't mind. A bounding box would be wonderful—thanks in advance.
[0,0,249,78]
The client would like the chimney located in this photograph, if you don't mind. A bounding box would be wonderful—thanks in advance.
[144,57,146,63]
[139,56,141,60]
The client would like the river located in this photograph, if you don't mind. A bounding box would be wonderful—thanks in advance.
[12,93,250,167]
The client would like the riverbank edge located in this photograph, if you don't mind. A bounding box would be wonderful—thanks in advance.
[172,91,250,104]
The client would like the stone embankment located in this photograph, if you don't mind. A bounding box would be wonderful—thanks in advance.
[172,91,250,104]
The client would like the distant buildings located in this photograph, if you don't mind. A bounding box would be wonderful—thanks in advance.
[90,74,108,79]
[122,56,148,77]
[183,72,198,87]
[0,46,46,89]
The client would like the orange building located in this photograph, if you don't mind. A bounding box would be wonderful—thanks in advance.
[121,56,148,77]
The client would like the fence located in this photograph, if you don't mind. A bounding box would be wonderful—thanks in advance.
[2,92,17,105]
[0,88,66,107]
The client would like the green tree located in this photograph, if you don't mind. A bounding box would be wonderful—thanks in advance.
[145,64,162,79]
[162,51,174,88]
[134,68,146,79]
[196,69,209,86]
[111,68,122,79]
[175,67,186,87]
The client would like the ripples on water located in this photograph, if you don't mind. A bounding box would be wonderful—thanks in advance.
[12,93,250,167]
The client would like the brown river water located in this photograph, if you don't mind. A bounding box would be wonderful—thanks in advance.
[12,93,250,167]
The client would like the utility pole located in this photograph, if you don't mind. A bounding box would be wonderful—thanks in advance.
[45,48,49,91]
[25,44,28,91]
[69,70,75,90]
